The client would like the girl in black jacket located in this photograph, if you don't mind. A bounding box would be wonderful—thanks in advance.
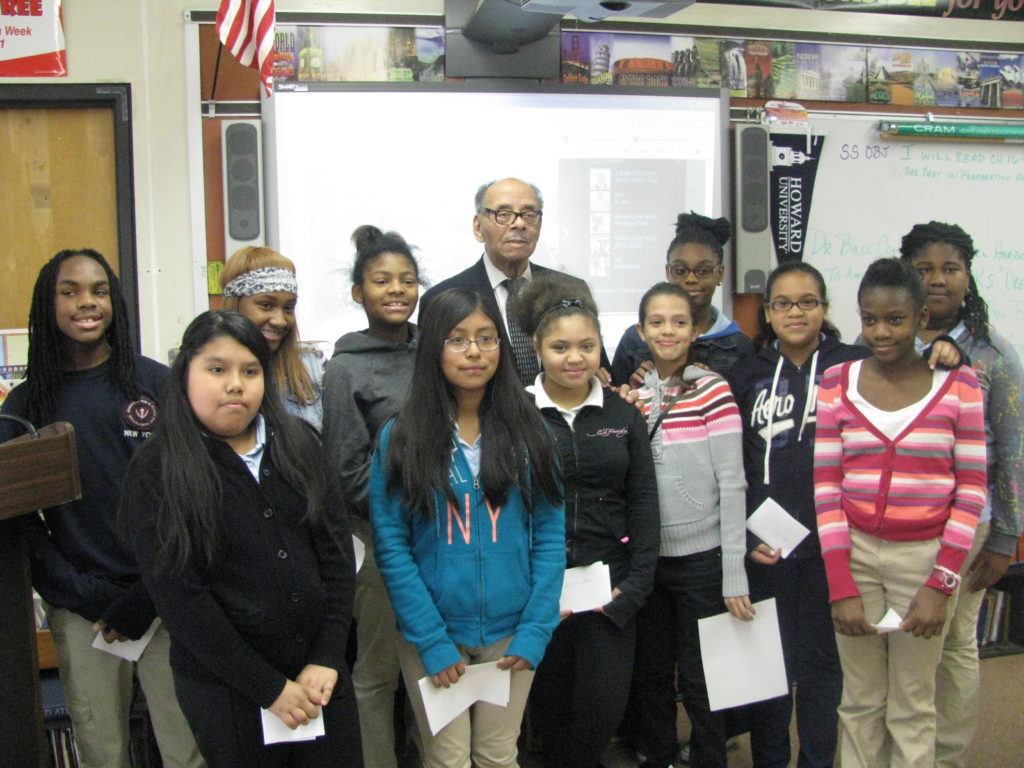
[121,310,361,768]
[511,274,660,768]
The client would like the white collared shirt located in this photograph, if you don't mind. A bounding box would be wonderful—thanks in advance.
[482,254,533,335]
[527,373,604,428]
[238,415,267,482]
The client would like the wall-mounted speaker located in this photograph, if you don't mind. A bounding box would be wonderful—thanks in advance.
[222,120,265,258]
[734,124,775,295]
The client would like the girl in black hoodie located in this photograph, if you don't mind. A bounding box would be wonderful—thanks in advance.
[727,262,959,768]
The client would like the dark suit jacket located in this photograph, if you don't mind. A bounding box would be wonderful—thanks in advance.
[419,256,610,380]
[419,256,553,320]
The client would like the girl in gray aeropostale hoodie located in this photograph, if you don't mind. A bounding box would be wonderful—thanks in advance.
[321,225,420,768]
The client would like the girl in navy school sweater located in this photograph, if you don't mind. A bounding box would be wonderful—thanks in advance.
[122,310,360,768]
[510,273,660,768]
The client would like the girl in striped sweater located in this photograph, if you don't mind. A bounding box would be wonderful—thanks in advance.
[632,282,752,768]
[814,258,987,768]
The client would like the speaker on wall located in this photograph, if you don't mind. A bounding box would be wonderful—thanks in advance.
[221,120,265,258]
[734,124,775,295]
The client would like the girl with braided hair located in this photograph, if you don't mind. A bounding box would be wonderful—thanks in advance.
[509,273,659,768]
[1,249,203,768]
[900,221,1024,768]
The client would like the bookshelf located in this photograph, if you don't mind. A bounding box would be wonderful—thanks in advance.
[979,561,1024,659]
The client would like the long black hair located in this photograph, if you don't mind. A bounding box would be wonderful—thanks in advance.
[24,248,137,425]
[755,261,841,349]
[899,220,991,346]
[666,212,731,262]
[133,310,330,573]
[385,287,561,519]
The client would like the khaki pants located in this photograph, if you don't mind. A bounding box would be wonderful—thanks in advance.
[352,522,407,768]
[47,606,204,768]
[834,529,949,768]
[397,634,534,768]
[934,521,990,768]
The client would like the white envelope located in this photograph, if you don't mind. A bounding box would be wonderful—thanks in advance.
[90,619,160,662]
[698,598,789,711]
[559,562,613,614]
[260,705,325,745]
[417,662,511,736]
[746,497,811,558]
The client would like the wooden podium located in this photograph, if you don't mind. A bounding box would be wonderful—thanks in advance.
[0,416,81,768]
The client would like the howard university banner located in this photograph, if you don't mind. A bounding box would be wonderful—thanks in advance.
[769,132,825,261]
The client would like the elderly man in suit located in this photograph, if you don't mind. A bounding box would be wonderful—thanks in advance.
[421,177,608,382]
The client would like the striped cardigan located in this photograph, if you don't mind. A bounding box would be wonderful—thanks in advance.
[814,361,988,601]
[637,365,748,598]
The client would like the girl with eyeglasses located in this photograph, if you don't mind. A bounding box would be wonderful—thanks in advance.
[369,287,564,768]
[726,261,961,767]
[509,274,659,768]
[610,212,753,386]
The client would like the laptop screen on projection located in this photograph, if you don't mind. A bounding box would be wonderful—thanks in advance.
[263,83,726,351]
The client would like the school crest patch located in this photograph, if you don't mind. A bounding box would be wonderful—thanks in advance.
[122,397,159,431]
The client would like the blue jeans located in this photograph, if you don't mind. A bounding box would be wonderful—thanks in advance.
[636,551,728,768]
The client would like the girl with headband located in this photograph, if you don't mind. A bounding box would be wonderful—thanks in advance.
[221,246,323,431]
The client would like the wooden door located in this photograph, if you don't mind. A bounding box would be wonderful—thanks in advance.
[0,107,119,332]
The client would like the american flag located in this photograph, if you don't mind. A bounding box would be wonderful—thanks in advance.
[216,0,276,96]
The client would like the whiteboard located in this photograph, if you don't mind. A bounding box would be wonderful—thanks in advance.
[262,83,727,352]
[792,114,1024,357]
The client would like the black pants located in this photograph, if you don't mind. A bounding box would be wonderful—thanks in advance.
[736,555,842,768]
[174,667,363,768]
[532,610,637,768]
[635,551,728,768]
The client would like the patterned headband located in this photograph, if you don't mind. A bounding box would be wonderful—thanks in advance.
[222,267,298,298]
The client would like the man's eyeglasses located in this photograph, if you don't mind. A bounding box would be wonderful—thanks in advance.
[443,335,501,352]
[481,208,542,226]
[668,264,719,279]
[766,298,825,312]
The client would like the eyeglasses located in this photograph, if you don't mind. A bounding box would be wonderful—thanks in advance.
[481,208,543,226]
[443,335,501,352]
[767,298,825,312]
[668,264,719,279]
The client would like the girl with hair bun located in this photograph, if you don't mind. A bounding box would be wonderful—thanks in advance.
[815,258,987,768]
[610,212,752,386]
[220,246,323,430]
[322,224,421,768]
[510,274,659,768]
[899,221,1024,768]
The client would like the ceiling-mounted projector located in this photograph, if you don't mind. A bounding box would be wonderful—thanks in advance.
[520,0,696,23]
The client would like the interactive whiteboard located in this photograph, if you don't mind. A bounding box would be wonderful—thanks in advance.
[262,83,727,351]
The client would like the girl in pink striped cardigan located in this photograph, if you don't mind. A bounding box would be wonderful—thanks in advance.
[813,258,987,768]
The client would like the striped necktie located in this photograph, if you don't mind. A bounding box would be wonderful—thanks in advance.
[502,277,539,383]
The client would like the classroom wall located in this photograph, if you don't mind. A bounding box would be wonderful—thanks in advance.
[3,1,1019,357]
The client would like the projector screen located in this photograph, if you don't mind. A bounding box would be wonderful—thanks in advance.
[263,82,727,353]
